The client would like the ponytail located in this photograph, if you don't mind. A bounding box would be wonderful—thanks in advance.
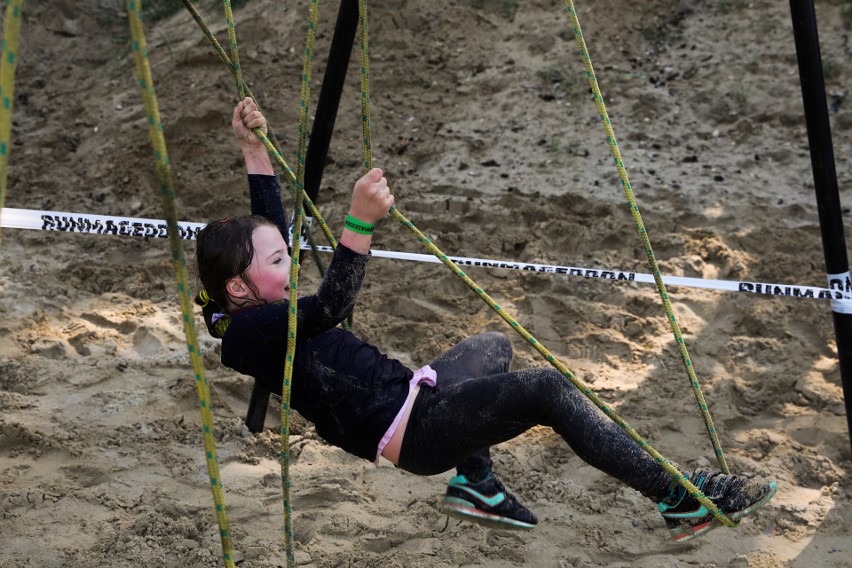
[194,290,229,338]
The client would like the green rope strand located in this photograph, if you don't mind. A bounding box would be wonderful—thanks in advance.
[388,206,736,528]
[219,1,323,562]
[179,0,284,160]
[0,0,23,225]
[290,1,339,327]
[357,0,372,172]
[295,0,319,190]
[178,0,338,254]
[221,0,245,100]
[255,127,337,249]
[182,0,340,319]
[218,0,299,560]
[283,0,319,563]
[355,0,735,529]
[184,3,341,559]
[126,2,236,565]
[561,0,729,475]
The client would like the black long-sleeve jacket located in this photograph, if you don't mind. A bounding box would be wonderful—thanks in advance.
[219,175,413,461]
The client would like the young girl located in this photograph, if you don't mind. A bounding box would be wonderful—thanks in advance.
[195,98,776,541]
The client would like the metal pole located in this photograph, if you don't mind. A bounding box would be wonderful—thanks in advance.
[303,0,359,203]
[245,382,271,433]
[789,0,852,455]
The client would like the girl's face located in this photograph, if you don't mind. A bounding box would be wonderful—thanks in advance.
[239,224,291,304]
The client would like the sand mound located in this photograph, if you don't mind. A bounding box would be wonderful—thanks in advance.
[1,1,850,566]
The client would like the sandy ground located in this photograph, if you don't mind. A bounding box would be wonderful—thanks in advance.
[1,0,851,566]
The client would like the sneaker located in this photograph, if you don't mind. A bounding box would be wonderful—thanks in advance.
[441,473,538,530]
[658,468,777,542]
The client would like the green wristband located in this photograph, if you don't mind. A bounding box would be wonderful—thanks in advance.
[344,214,374,235]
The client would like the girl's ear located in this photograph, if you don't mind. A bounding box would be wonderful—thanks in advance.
[225,276,249,299]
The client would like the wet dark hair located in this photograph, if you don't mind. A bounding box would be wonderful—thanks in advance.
[194,215,277,336]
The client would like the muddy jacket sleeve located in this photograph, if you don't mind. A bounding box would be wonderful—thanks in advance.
[248,174,289,239]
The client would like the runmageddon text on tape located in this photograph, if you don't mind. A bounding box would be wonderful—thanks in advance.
[3,207,850,305]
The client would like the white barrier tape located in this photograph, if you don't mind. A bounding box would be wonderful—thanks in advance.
[0,207,206,239]
[2,207,849,305]
[827,272,852,314]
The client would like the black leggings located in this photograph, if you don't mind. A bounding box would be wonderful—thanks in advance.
[398,332,672,502]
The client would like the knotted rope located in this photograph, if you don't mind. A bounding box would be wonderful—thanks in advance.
[560,0,729,475]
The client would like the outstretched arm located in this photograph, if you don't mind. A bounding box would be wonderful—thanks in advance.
[232,97,289,238]
[298,168,394,335]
